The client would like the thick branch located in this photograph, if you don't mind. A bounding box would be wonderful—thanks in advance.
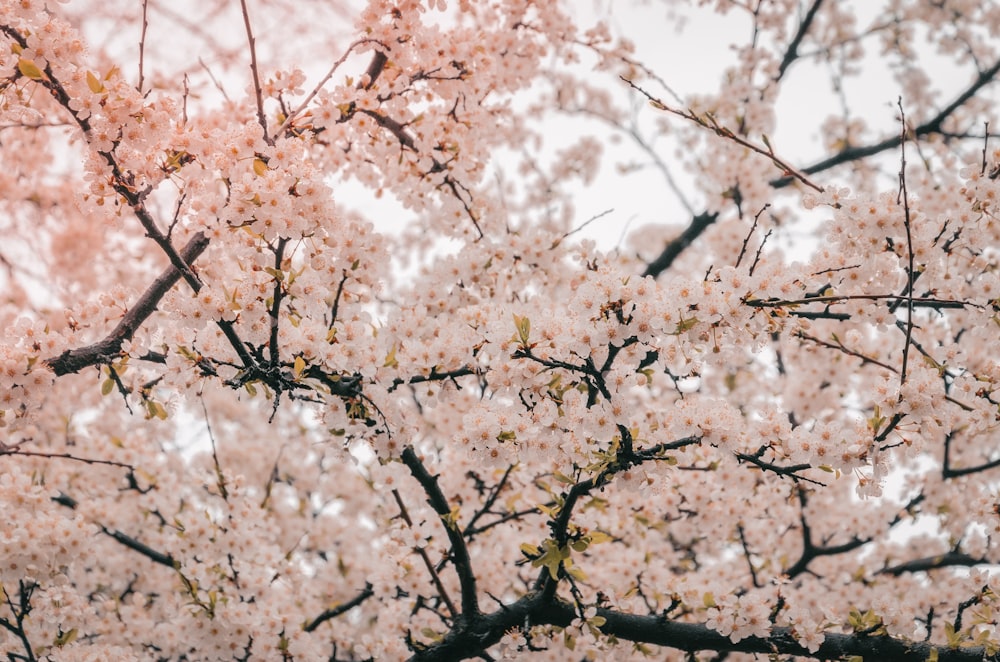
[401,447,481,619]
[642,211,719,278]
[410,592,991,662]
[45,232,209,375]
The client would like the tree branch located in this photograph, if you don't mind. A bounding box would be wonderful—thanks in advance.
[52,492,177,569]
[401,447,481,619]
[772,55,1000,188]
[45,232,210,375]
[776,0,826,80]
[303,583,375,632]
[879,552,987,576]
[642,211,719,278]
[409,591,993,662]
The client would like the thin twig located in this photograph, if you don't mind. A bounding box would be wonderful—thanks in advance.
[401,446,481,618]
[275,39,388,136]
[138,0,149,93]
[0,448,134,470]
[390,487,459,619]
[776,0,825,80]
[239,0,270,144]
[622,77,824,193]
[896,98,915,386]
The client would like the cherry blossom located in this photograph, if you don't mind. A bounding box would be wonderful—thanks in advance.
[1,0,999,660]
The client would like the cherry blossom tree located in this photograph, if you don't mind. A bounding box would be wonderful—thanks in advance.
[2,0,999,659]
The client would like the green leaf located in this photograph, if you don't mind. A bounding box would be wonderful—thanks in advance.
[101,378,115,396]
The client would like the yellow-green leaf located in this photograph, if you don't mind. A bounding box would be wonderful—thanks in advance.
[252,158,268,176]
[86,70,104,94]
[147,400,168,420]
[293,355,306,380]
[553,470,575,484]
[53,628,78,647]
[674,316,699,334]
[17,58,44,80]
[383,343,399,368]
[101,378,115,396]
[588,531,613,544]
[513,313,531,346]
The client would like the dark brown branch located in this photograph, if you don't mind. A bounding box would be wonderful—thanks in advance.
[785,487,866,578]
[777,0,826,80]
[268,237,288,368]
[772,55,1000,188]
[745,294,972,310]
[390,486,459,619]
[1,24,204,289]
[0,448,134,470]
[642,211,719,278]
[623,77,824,192]
[530,434,702,596]
[45,232,209,375]
[409,591,992,662]
[942,432,1000,478]
[734,451,822,486]
[896,98,916,386]
[303,583,375,632]
[645,55,1000,276]
[138,0,149,92]
[238,0,270,144]
[52,493,177,569]
[879,552,986,576]
[401,447,480,619]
